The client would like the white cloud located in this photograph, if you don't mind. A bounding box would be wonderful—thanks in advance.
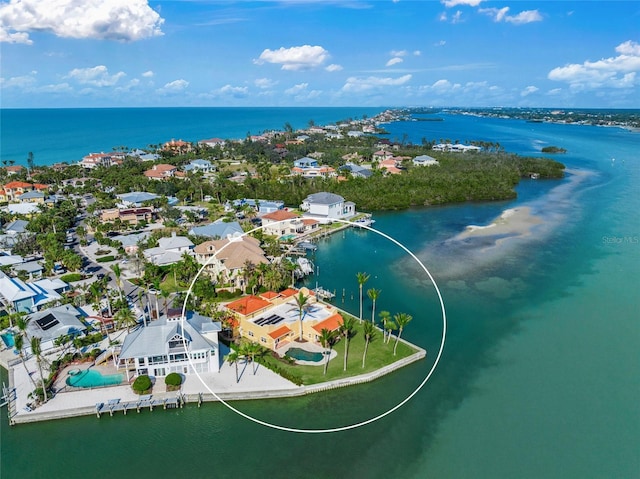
[342,74,412,93]
[37,82,72,93]
[451,11,463,23]
[65,65,125,87]
[547,88,562,95]
[254,78,277,89]
[0,73,37,88]
[480,7,542,24]
[285,83,308,95]
[413,50,421,56]
[255,45,330,71]
[158,79,189,93]
[442,0,483,7]
[521,85,539,96]
[386,57,404,67]
[391,50,408,57]
[0,0,164,44]
[217,84,249,97]
[142,71,154,78]
[616,40,640,56]
[325,64,343,72]
[435,40,446,47]
[548,40,640,90]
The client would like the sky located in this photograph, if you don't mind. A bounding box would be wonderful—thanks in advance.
[0,0,639,109]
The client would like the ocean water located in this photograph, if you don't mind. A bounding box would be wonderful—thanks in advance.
[1,111,639,478]
[0,107,384,166]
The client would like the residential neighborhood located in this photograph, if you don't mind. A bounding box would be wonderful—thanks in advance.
[0,109,469,425]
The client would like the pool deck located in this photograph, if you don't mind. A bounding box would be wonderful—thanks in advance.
[1,337,425,426]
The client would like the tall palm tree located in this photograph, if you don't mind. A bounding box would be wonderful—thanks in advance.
[356,272,370,323]
[362,320,377,368]
[339,315,356,371]
[393,312,413,356]
[294,291,310,341]
[318,328,337,375]
[378,310,391,342]
[13,334,37,389]
[30,336,48,402]
[225,351,241,383]
[243,341,265,375]
[160,289,171,317]
[111,264,123,301]
[367,288,381,324]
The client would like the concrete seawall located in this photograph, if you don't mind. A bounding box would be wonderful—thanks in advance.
[6,347,425,425]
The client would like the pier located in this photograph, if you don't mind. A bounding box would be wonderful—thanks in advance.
[95,394,183,418]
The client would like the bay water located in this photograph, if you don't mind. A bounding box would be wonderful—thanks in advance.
[1,110,638,478]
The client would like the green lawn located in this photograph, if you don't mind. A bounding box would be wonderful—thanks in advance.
[259,321,420,385]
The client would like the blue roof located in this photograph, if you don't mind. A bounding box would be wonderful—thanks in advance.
[189,221,244,239]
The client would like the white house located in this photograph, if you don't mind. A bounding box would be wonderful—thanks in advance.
[412,155,439,166]
[0,271,67,313]
[143,232,194,266]
[300,192,355,220]
[184,159,215,174]
[116,311,221,379]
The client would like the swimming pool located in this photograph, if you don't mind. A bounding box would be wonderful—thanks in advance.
[66,369,124,388]
[1,332,15,348]
[286,347,324,363]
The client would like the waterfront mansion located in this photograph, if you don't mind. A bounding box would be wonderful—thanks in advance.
[224,287,343,351]
[116,310,221,380]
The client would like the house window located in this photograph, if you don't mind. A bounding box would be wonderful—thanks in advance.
[260,337,266,343]
[248,331,254,337]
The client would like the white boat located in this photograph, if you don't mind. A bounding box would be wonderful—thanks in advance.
[296,257,314,275]
[354,217,375,227]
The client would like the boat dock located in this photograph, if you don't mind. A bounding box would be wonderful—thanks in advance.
[95,394,183,417]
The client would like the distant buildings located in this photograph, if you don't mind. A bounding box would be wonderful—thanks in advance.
[79,152,125,169]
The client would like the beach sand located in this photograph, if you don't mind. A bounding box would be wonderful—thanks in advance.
[454,206,543,241]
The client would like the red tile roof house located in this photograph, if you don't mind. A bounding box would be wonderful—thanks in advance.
[144,164,179,180]
[224,287,343,351]
[2,181,45,202]
[162,139,193,154]
[4,165,25,176]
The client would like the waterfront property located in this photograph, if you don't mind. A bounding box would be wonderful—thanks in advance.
[300,192,355,221]
[116,310,222,380]
[224,287,343,351]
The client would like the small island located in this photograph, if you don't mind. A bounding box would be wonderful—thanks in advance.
[541,146,567,154]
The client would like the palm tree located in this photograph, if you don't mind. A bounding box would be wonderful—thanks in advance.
[393,312,413,356]
[294,291,310,341]
[243,341,265,375]
[339,315,356,371]
[225,351,241,383]
[111,264,123,301]
[160,289,171,317]
[318,328,337,375]
[362,321,377,368]
[115,307,137,332]
[356,272,370,323]
[378,310,391,342]
[367,288,381,324]
[30,336,48,402]
[13,334,37,389]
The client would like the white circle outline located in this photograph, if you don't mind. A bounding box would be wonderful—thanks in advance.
[179,217,447,433]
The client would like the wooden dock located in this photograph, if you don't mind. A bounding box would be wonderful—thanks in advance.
[95,394,183,417]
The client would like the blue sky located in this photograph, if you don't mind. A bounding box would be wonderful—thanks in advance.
[1,0,639,108]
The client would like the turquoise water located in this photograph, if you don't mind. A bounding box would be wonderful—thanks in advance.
[286,348,324,362]
[1,110,639,478]
[0,333,15,349]
[0,107,384,166]
[65,370,124,388]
